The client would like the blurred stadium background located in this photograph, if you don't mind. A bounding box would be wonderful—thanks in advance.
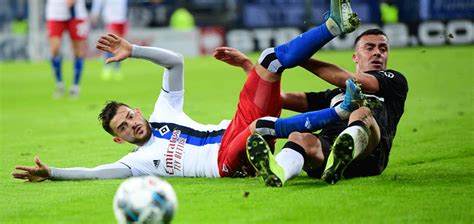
[1,0,473,61]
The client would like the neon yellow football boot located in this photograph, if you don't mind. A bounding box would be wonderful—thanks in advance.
[322,133,355,184]
[326,0,361,35]
[246,133,285,187]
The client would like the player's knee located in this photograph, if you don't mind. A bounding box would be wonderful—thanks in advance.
[257,48,284,74]
[288,132,307,145]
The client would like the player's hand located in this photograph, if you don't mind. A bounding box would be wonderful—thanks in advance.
[96,33,132,64]
[12,156,51,182]
[213,47,254,74]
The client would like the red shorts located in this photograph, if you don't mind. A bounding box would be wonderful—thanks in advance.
[217,68,282,177]
[106,22,128,37]
[47,19,88,41]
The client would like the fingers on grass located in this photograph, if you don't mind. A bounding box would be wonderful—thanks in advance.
[35,157,46,168]
[15,165,34,172]
[12,171,29,179]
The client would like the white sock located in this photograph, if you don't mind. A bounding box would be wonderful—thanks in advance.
[340,125,370,159]
[71,85,80,91]
[335,105,350,120]
[56,82,64,89]
[275,148,304,182]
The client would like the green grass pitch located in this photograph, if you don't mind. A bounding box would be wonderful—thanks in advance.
[1,45,473,223]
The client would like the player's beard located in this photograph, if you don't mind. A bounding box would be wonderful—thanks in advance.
[130,123,153,145]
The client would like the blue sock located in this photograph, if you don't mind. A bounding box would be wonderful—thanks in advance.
[51,56,62,82]
[274,108,340,138]
[274,23,335,68]
[73,57,84,85]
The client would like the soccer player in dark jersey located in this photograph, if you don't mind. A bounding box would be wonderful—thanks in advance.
[316,28,408,185]
[218,28,408,187]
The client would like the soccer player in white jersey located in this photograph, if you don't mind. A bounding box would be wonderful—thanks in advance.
[12,0,362,182]
[91,0,128,81]
[46,0,89,98]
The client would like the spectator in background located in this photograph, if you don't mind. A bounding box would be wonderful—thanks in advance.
[380,0,399,24]
[169,7,195,30]
[46,0,89,98]
[91,0,129,81]
[10,0,28,35]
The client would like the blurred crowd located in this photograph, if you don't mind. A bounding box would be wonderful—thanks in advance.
[2,0,474,34]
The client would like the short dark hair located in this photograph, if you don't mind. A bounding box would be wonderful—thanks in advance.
[354,28,388,47]
[98,101,130,136]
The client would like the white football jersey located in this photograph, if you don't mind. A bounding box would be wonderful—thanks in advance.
[118,90,230,178]
[91,0,128,23]
[46,0,88,21]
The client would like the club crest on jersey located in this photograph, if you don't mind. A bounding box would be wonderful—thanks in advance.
[157,125,170,136]
[380,71,394,78]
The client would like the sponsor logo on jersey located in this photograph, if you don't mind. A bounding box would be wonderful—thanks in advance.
[164,130,185,175]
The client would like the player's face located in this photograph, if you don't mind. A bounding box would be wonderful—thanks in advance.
[109,106,152,145]
[353,34,389,72]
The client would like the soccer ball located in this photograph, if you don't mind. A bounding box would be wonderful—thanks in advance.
[113,176,178,224]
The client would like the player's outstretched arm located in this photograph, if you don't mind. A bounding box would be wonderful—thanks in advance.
[12,156,133,181]
[213,47,254,74]
[49,163,132,180]
[96,33,133,64]
[301,58,380,92]
[12,156,51,182]
[301,58,353,88]
[97,33,184,92]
